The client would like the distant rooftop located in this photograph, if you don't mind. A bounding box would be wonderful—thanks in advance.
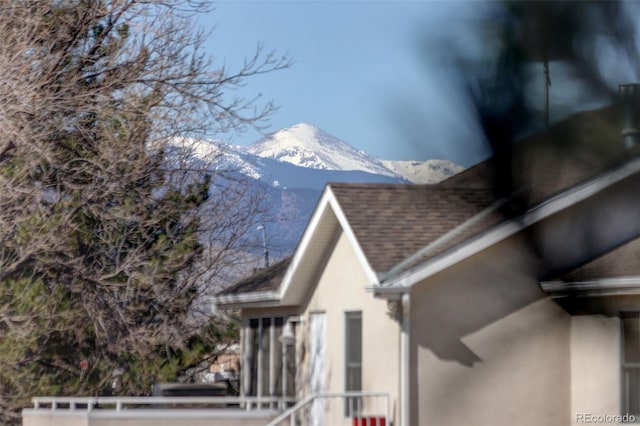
[220,258,291,296]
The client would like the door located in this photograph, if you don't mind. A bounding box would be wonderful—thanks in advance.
[309,312,326,426]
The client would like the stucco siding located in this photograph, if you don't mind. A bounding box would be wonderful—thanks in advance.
[571,315,620,425]
[299,229,400,424]
[410,235,571,426]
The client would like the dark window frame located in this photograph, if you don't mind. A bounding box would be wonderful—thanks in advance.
[621,312,640,420]
[246,316,292,400]
[345,311,362,417]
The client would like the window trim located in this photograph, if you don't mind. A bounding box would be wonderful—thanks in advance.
[345,310,362,417]
[621,311,640,419]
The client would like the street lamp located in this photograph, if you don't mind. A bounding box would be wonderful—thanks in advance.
[279,321,295,346]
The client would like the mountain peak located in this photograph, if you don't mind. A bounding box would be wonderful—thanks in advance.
[246,124,394,176]
[288,122,320,133]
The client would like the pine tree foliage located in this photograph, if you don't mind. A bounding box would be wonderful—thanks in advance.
[0,1,289,422]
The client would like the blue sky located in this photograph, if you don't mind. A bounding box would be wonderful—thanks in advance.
[196,1,494,167]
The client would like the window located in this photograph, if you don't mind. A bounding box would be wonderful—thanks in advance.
[245,317,295,402]
[622,312,640,418]
[345,311,362,416]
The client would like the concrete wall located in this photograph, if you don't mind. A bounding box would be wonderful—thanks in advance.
[297,230,401,425]
[410,234,572,426]
[23,412,88,426]
[22,410,276,426]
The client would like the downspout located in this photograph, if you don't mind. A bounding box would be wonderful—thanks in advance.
[400,292,411,426]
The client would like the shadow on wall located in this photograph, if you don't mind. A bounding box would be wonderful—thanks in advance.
[410,233,547,367]
[411,167,640,368]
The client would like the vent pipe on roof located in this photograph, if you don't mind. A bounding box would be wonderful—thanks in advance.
[619,83,640,148]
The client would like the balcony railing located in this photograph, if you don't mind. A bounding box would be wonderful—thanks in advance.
[25,393,388,426]
[28,395,296,412]
[24,396,298,426]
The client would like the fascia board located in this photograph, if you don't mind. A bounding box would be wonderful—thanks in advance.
[276,187,334,302]
[325,186,380,285]
[541,276,640,297]
[212,291,280,308]
[277,186,380,302]
[216,187,339,309]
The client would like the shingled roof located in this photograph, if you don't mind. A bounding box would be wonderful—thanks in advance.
[558,236,640,282]
[443,105,626,202]
[329,184,498,273]
[220,257,291,296]
[331,105,631,275]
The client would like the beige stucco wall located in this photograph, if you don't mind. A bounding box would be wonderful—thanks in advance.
[23,412,88,426]
[297,229,401,425]
[406,168,640,426]
[570,315,620,425]
[410,235,571,426]
[23,411,275,426]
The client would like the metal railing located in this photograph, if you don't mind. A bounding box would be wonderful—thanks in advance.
[266,391,389,426]
[30,395,296,412]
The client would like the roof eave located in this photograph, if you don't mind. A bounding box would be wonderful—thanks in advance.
[277,185,379,305]
[541,276,640,298]
[213,291,281,309]
[367,283,408,300]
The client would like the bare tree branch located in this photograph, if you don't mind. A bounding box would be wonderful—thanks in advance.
[0,0,287,422]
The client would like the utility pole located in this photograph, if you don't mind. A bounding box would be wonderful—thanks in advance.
[257,224,269,268]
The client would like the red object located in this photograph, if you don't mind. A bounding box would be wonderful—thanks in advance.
[79,360,89,370]
[353,417,386,426]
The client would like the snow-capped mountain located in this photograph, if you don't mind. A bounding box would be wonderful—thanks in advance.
[246,123,396,177]
[245,123,461,185]
[172,137,403,191]
[169,124,463,258]
[382,159,465,184]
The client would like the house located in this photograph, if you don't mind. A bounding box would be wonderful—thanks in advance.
[215,89,640,426]
[203,344,241,383]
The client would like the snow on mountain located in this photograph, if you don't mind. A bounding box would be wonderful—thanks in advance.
[168,126,464,258]
[168,126,464,188]
[166,137,264,180]
[167,136,404,191]
[381,159,464,184]
[246,123,396,177]
[245,123,462,184]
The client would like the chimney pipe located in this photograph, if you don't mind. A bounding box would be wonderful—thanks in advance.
[619,83,640,148]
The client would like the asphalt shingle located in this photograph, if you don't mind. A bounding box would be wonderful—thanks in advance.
[560,237,640,281]
[220,257,291,295]
[330,184,497,273]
